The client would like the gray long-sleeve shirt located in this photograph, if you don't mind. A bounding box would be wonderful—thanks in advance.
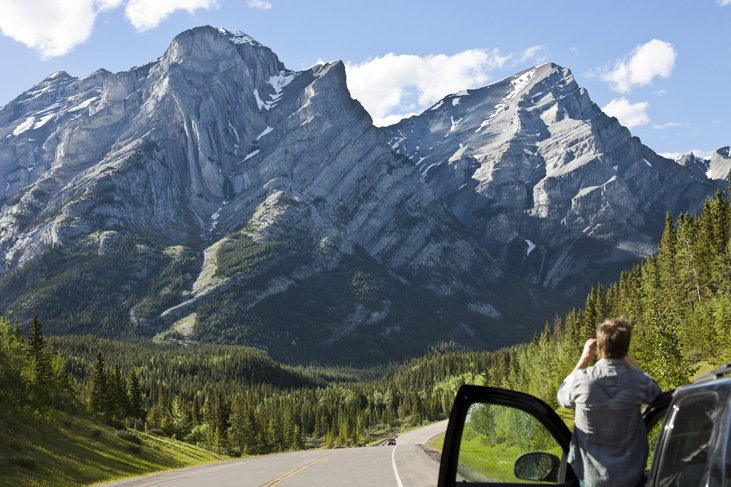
[557,358,662,487]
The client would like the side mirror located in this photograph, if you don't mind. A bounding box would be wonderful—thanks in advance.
[514,452,560,482]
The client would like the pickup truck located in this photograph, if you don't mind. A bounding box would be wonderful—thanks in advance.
[437,362,731,486]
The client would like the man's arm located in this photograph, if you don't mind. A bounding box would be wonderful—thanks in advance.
[573,338,597,372]
[557,339,597,407]
[625,354,663,401]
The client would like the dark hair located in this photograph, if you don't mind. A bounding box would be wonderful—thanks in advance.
[596,317,632,359]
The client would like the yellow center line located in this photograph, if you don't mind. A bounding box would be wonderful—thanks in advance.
[261,452,336,487]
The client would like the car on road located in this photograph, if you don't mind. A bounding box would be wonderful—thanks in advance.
[437,362,731,486]
[385,439,396,446]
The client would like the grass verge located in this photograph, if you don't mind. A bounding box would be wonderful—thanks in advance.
[0,409,225,487]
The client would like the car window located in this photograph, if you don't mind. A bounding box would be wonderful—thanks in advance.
[655,391,721,487]
[456,403,565,484]
[725,401,731,487]
[646,413,665,470]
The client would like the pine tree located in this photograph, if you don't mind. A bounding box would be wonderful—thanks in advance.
[170,395,190,439]
[108,366,128,419]
[88,352,107,414]
[582,288,598,340]
[227,400,246,454]
[267,417,283,451]
[595,284,607,322]
[126,371,144,421]
[27,315,51,388]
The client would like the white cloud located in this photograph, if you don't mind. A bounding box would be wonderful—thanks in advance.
[660,149,713,160]
[346,49,511,126]
[376,113,419,127]
[247,0,272,8]
[97,0,124,9]
[719,0,731,5]
[125,0,217,31]
[519,45,546,62]
[0,0,218,57]
[600,39,676,93]
[653,121,688,129]
[0,0,103,58]
[602,97,650,128]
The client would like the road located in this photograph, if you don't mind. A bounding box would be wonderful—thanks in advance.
[102,420,448,487]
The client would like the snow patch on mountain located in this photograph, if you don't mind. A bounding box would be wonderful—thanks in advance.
[445,116,462,137]
[430,101,444,111]
[12,116,35,136]
[244,149,260,161]
[217,27,260,46]
[468,302,501,319]
[256,126,273,140]
[68,96,98,112]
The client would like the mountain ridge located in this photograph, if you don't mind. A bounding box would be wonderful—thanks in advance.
[0,25,724,364]
[381,62,724,293]
[0,26,565,365]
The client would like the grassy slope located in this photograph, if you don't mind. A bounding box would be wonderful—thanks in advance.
[0,409,225,487]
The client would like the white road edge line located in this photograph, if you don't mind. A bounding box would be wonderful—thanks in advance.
[391,445,404,487]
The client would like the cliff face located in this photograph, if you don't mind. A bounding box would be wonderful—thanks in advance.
[382,63,723,293]
[0,27,554,364]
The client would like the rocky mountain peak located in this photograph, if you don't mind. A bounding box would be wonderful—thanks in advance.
[709,146,731,180]
[671,148,730,182]
[381,61,723,293]
[162,25,281,71]
[44,71,72,82]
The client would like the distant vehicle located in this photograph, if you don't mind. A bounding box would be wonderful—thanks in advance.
[385,439,396,446]
[437,362,731,486]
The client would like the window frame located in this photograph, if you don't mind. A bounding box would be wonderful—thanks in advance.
[646,388,724,486]
[437,385,575,487]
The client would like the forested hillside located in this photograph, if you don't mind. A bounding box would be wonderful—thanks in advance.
[0,318,224,486]
[2,178,730,484]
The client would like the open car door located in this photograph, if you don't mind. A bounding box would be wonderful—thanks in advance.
[437,385,673,487]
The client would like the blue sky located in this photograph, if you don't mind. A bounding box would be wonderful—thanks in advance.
[1,0,729,156]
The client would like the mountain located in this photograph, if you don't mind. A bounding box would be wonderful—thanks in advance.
[0,28,723,364]
[381,64,724,294]
[0,26,563,365]
[673,147,731,182]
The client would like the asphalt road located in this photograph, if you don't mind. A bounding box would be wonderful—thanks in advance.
[102,420,448,487]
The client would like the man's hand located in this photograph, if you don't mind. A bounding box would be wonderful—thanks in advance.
[573,338,597,372]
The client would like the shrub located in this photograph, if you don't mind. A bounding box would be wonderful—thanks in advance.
[106,419,124,429]
[115,429,142,444]
[9,457,36,469]
[147,428,164,436]
[128,445,142,454]
[186,423,209,444]
[124,417,144,431]
[90,429,102,439]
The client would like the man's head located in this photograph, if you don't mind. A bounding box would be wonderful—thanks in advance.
[596,317,632,359]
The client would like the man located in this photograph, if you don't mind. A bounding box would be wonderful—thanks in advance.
[557,317,662,487]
